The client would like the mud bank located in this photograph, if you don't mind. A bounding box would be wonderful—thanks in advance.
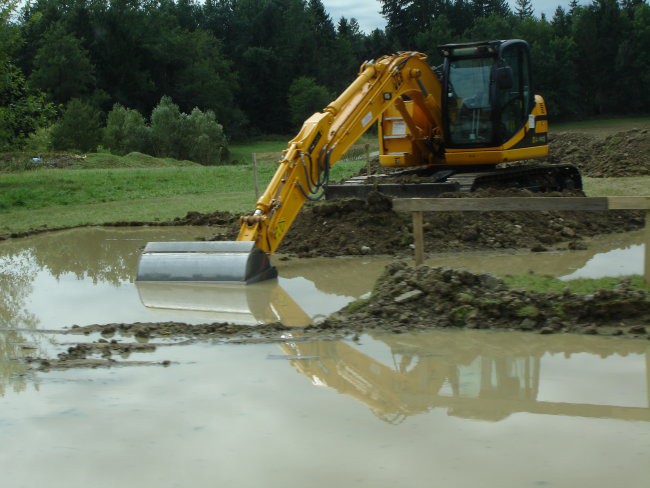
[26,322,291,371]
[318,262,650,338]
[23,263,648,372]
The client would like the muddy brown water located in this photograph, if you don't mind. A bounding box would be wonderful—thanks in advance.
[0,227,649,487]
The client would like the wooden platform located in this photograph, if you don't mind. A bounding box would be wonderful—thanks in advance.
[392,196,650,283]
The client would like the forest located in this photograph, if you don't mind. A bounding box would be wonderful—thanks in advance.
[1,0,649,162]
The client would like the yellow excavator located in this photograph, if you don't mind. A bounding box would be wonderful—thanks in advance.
[136,39,581,284]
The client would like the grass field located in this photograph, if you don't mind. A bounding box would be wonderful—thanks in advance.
[552,116,650,137]
[0,150,366,234]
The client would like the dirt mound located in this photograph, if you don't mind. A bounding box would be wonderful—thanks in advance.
[547,129,650,177]
[278,190,644,257]
[317,262,650,338]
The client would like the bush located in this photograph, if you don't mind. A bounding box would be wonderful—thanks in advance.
[50,99,103,152]
[103,104,151,155]
[24,127,52,153]
[150,96,227,165]
[183,108,227,165]
[150,96,183,159]
[287,77,332,129]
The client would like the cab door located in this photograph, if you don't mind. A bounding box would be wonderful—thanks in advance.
[495,40,534,145]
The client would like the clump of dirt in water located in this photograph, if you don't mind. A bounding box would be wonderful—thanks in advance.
[315,261,650,338]
[26,322,292,371]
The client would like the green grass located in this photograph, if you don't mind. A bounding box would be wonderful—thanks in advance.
[227,132,379,164]
[0,156,365,234]
[0,151,200,171]
[583,176,650,196]
[552,116,650,137]
[503,274,650,293]
[227,136,291,164]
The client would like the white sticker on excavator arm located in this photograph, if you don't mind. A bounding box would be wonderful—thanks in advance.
[392,120,407,136]
[362,111,373,128]
[528,114,535,129]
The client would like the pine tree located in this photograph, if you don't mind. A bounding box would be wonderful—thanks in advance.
[515,0,534,18]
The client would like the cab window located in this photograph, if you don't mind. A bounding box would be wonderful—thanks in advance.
[446,57,494,146]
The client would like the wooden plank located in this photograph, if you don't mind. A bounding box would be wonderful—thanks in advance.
[393,197,611,212]
[412,211,424,266]
[606,196,650,210]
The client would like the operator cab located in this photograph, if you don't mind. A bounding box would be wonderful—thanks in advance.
[439,39,533,148]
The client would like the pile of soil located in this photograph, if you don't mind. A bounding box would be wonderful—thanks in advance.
[546,129,650,177]
[317,262,650,338]
[277,190,644,257]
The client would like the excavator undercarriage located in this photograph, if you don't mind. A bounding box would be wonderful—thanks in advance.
[325,162,583,199]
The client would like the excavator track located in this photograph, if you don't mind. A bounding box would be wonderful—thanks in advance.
[325,163,582,200]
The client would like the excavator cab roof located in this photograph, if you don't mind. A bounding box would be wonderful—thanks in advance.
[438,39,526,60]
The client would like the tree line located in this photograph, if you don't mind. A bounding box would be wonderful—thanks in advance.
[1,0,648,161]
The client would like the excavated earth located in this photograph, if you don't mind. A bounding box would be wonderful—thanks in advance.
[546,128,650,177]
[317,262,649,337]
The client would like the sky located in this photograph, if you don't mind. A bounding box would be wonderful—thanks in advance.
[321,0,576,33]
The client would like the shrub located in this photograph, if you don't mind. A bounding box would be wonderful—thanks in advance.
[287,77,332,129]
[150,96,227,165]
[50,99,103,152]
[103,104,151,155]
[150,96,183,159]
[183,108,227,165]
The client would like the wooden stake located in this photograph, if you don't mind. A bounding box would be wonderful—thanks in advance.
[412,211,424,266]
[365,143,371,177]
[643,210,650,286]
[252,153,259,201]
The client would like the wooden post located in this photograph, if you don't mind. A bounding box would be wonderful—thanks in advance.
[365,143,371,177]
[393,197,650,280]
[646,345,650,409]
[643,210,650,286]
[412,211,424,266]
[252,153,260,201]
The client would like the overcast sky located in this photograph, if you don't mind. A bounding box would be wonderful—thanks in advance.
[321,0,577,33]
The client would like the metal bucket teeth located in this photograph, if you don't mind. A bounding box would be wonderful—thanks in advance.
[136,241,277,284]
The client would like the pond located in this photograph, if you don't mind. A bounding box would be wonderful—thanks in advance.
[0,227,648,488]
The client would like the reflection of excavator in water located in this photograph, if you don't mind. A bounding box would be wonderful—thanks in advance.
[137,39,582,284]
[281,332,650,423]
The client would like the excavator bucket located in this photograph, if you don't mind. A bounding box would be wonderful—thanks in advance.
[135,241,277,284]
